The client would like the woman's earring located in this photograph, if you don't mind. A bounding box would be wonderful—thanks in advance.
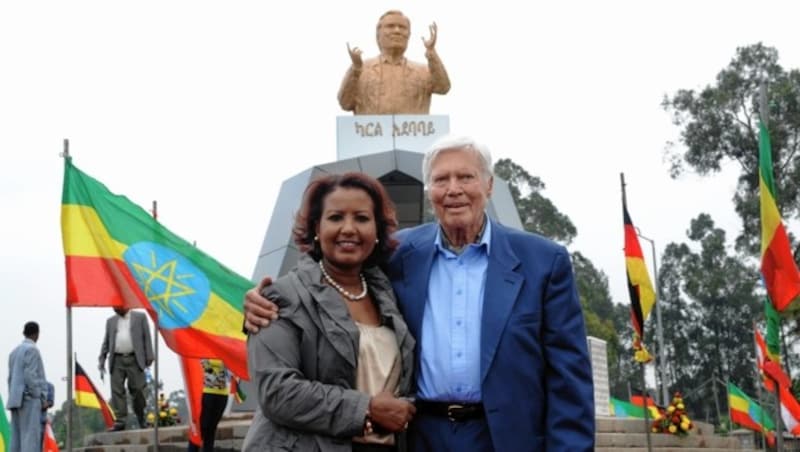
[375,238,379,244]
[314,235,319,241]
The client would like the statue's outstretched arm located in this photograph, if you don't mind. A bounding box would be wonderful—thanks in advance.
[338,43,363,111]
[423,23,450,94]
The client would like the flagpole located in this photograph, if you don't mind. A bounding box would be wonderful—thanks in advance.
[62,138,75,452]
[73,353,82,447]
[635,231,668,407]
[621,173,653,452]
[151,200,160,452]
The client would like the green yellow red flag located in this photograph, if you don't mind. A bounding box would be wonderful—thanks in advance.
[759,121,800,311]
[764,297,781,363]
[61,157,250,379]
[728,381,775,445]
[0,393,10,452]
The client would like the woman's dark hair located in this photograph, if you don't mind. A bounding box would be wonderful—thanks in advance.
[292,172,399,267]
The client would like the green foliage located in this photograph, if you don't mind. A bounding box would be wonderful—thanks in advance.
[658,213,761,425]
[50,379,188,446]
[495,159,630,394]
[493,158,577,244]
[51,399,108,447]
[573,251,622,387]
[663,42,800,256]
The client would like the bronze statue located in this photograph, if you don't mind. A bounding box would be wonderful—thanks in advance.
[337,10,451,115]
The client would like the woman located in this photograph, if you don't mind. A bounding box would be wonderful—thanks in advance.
[243,172,416,452]
[187,359,230,452]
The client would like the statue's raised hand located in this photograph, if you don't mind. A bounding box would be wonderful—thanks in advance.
[422,22,438,51]
[347,42,363,70]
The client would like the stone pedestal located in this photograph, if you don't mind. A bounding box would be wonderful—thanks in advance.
[335,114,449,159]
[588,336,610,416]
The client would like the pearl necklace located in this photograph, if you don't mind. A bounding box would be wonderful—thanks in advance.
[319,260,368,301]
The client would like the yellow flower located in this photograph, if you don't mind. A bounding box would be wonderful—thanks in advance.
[146,413,155,423]
[669,424,677,433]
[652,427,659,433]
[677,403,685,410]
[159,411,167,419]
[681,421,690,431]
[667,406,675,413]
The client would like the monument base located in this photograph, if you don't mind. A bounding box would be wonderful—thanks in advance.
[73,414,756,452]
[75,413,252,452]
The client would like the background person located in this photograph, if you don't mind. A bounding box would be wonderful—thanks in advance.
[7,321,47,452]
[188,358,230,452]
[98,307,154,431]
[243,172,416,452]
[40,381,54,450]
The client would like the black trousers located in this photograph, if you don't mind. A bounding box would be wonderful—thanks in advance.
[196,393,227,452]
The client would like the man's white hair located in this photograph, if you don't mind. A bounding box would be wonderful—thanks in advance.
[421,135,493,187]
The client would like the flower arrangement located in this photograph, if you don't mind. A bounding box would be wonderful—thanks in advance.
[652,392,693,436]
[146,392,182,427]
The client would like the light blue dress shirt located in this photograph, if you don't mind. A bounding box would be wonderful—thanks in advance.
[417,219,491,403]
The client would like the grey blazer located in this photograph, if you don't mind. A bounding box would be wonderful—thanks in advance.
[7,339,47,409]
[98,310,154,372]
[243,254,415,452]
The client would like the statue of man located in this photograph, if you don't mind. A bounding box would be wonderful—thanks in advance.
[337,10,451,115]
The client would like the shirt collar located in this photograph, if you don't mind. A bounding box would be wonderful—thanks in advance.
[379,54,407,66]
[434,214,492,255]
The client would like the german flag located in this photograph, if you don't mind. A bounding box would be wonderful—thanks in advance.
[61,157,249,379]
[623,202,655,363]
[75,361,116,428]
[759,121,800,311]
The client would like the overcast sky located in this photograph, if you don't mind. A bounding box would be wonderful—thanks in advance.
[2,0,799,410]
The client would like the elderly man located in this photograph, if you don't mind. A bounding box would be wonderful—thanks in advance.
[7,321,48,452]
[244,136,595,451]
[99,307,154,431]
[338,10,450,115]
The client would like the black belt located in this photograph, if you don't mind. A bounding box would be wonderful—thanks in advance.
[415,400,485,422]
[114,352,134,357]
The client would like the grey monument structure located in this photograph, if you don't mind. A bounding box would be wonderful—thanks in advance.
[233,114,523,412]
[252,115,523,284]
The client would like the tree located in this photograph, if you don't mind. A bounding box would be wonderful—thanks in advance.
[493,158,577,245]
[658,213,761,425]
[662,43,800,257]
[494,159,629,393]
[51,400,108,447]
[572,251,625,394]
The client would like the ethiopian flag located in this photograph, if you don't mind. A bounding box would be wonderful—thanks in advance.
[609,397,645,418]
[75,361,116,428]
[623,201,655,363]
[610,397,660,420]
[754,328,776,392]
[759,121,800,312]
[728,381,775,444]
[0,393,10,452]
[61,157,250,379]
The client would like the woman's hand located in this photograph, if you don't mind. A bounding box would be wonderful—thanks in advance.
[368,392,416,433]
